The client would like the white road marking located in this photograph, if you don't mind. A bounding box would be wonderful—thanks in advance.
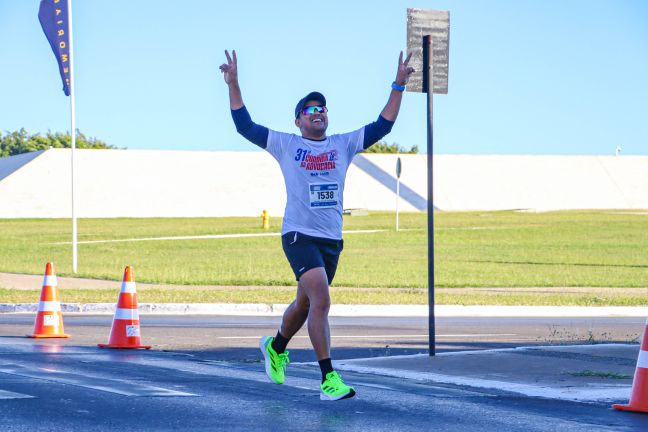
[292,385,316,391]
[0,344,493,403]
[51,229,385,245]
[85,354,483,400]
[0,389,34,399]
[439,334,518,337]
[214,334,517,340]
[0,338,103,355]
[81,354,324,393]
[394,227,517,232]
[0,342,319,396]
[0,364,196,397]
[437,226,518,231]
[353,382,396,391]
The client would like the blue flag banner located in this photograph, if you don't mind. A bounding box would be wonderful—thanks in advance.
[38,0,71,96]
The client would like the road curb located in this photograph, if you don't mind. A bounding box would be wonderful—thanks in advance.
[1,303,647,317]
[329,344,638,403]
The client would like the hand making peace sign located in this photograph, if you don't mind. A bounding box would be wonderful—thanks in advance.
[219,50,238,86]
[395,51,415,86]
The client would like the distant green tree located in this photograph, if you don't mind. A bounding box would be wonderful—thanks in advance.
[0,128,116,157]
[364,140,418,154]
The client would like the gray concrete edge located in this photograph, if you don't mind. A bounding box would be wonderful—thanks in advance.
[330,344,637,403]
[1,303,647,317]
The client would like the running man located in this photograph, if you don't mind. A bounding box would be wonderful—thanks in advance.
[219,50,414,401]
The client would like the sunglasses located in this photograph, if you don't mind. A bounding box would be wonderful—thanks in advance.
[301,105,328,116]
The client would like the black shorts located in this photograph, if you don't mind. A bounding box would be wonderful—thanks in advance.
[281,231,344,285]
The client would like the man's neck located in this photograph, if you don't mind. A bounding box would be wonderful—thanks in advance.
[301,132,327,141]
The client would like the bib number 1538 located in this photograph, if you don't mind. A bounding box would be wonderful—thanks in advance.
[309,183,339,209]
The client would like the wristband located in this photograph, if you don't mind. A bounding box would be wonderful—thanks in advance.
[391,81,406,92]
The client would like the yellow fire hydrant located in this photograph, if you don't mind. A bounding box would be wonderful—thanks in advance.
[261,209,270,229]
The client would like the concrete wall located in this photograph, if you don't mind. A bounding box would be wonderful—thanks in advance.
[436,155,648,211]
[0,149,647,218]
[0,149,284,218]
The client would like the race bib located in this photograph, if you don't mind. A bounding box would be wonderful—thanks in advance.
[309,183,339,209]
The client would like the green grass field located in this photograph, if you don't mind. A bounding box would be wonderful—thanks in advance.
[1,211,647,305]
[1,286,646,306]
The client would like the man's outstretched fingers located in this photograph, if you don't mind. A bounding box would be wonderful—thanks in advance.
[225,50,232,64]
[232,50,237,64]
[404,52,412,66]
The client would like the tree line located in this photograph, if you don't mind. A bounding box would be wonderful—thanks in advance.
[0,128,115,157]
[364,140,418,154]
[1,129,418,158]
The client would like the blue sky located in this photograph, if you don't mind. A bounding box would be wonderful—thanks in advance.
[1,0,647,155]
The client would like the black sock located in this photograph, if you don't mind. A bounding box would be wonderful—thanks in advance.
[318,358,334,382]
[271,331,290,354]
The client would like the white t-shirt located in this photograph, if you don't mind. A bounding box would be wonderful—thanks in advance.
[266,128,365,240]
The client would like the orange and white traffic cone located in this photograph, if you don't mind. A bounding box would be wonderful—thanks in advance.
[98,266,151,349]
[28,262,70,338]
[613,318,648,413]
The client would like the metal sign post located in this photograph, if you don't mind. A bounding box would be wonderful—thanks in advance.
[423,35,436,355]
[406,8,449,357]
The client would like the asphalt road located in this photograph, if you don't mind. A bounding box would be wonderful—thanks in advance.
[1,315,647,431]
[1,314,645,361]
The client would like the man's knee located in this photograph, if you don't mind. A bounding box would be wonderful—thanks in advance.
[300,267,330,313]
[309,294,330,314]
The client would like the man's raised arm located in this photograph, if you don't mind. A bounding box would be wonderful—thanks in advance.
[363,52,415,149]
[220,50,269,148]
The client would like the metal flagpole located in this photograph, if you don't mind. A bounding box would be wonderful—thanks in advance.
[67,0,77,273]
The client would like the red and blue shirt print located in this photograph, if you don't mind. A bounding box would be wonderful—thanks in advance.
[266,128,365,240]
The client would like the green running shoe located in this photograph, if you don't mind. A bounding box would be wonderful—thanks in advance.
[260,336,289,384]
[320,371,356,401]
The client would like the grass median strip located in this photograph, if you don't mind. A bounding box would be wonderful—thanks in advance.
[2,287,647,306]
[1,211,647,290]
